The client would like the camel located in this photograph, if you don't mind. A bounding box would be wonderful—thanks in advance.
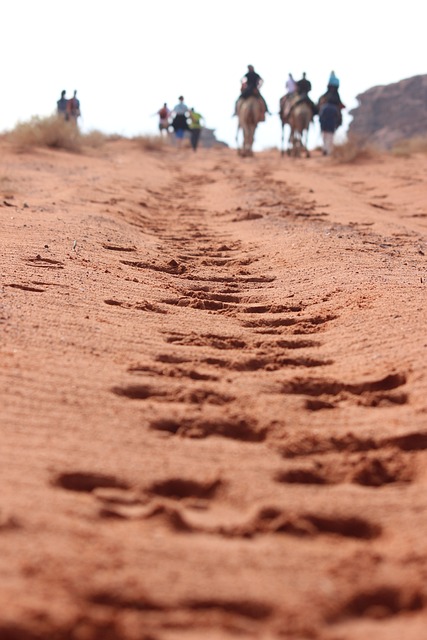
[280,99,314,158]
[236,96,265,157]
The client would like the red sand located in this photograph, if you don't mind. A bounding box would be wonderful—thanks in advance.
[1,139,427,639]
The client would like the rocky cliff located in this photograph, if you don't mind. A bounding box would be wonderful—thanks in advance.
[348,74,427,148]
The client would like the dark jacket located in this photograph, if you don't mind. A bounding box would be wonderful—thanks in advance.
[297,78,311,94]
[319,103,340,132]
[245,70,261,89]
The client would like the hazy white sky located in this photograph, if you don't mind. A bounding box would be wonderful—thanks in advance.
[1,1,425,150]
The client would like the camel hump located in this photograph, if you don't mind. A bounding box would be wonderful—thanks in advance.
[238,96,265,123]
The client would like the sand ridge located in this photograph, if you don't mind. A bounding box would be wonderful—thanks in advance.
[1,139,427,639]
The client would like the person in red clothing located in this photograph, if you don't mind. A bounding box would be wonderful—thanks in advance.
[66,90,81,126]
[157,103,171,135]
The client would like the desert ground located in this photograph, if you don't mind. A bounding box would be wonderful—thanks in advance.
[1,135,427,640]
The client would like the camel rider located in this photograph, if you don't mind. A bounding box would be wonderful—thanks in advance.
[237,65,270,115]
[318,73,345,127]
[328,70,340,89]
[286,73,297,95]
[296,72,312,95]
[280,73,298,123]
[323,86,345,109]
[295,72,318,115]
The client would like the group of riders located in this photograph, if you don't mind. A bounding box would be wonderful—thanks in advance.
[57,72,342,155]
[235,65,345,153]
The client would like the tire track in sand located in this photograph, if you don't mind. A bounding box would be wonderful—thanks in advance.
[6,143,426,639]
[87,154,422,637]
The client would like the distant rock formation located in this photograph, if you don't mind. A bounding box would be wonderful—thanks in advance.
[348,75,427,149]
[175,127,227,149]
[199,127,228,148]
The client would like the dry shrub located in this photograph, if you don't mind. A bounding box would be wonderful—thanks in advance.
[0,174,15,199]
[82,130,109,148]
[132,135,167,152]
[106,133,125,142]
[331,138,379,163]
[7,116,82,152]
[391,136,427,157]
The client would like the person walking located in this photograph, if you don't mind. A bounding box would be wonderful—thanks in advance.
[67,90,81,126]
[57,90,68,120]
[188,108,204,151]
[171,96,189,146]
[157,103,171,135]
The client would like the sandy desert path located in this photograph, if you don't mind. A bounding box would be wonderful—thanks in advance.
[1,140,427,639]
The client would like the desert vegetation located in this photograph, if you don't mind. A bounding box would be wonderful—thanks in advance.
[330,134,427,163]
[131,134,169,152]
[5,115,171,154]
[391,136,427,156]
[5,116,115,152]
[6,115,427,161]
[7,116,82,151]
[331,137,379,163]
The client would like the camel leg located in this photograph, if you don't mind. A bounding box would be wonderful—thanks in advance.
[248,126,255,156]
[242,129,248,156]
[287,129,293,156]
[243,126,255,157]
[295,132,303,158]
[303,126,310,157]
[292,131,300,157]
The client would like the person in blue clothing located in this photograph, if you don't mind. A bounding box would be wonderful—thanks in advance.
[171,96,190,146]
[57,90,68,120]
[319,101,341,155]
[328,71,340,89]
[318,71,345,127]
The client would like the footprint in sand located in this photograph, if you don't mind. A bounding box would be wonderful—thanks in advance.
[130,500,380,542]
[103,299,168,313]
[278,427,427,460]
[111,382,234,406]
[333,586,423,622]
[52,471,130,493]
[279,371,408,409]
[146,477,223,502]
[25,255,64,269]
[275,449,415,487]
[149,415,266,442]
[88,587,273,625]
[128,361,219,382]
[242,313,337,336]
[6,283,45,292]
[165,332,247,350]
[102,243,136,252]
